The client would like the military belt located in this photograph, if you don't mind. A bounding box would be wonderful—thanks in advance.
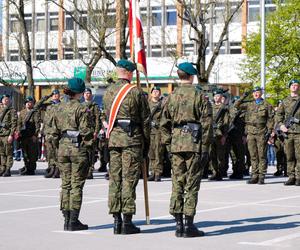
[61,130,82,147]
[113,119,141,137]
[174,122,202,143]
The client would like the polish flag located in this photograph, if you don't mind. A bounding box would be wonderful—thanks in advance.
[128,0,147,76]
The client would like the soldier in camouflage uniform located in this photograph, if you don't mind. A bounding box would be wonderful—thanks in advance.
[209,89,229,181]
[235,87,274,184]
[148,86,164,182]
[82,88,100,180]
[102,59,150,235]
[44,89,61,178]
[0,95,17,177]
[160,62,212,238]
[50,77,93,231]
[276,79,300,186]
[17,96,41,175]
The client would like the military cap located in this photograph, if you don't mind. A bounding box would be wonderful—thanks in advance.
[151,86,161,93]
[213,88,225,96]
[252,86,262,92]
[84,87,92,93]
[25,96,35,104]
[67,77,86,93]
[1,94,10,101]
[177,62,198,75]
[288,79,300,88]
[116,59,137,72]
[52,89,60,95]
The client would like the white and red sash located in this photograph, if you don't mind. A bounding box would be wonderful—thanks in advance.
[106,83,136,138]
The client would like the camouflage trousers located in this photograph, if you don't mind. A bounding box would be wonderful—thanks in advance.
[209,137,226,177]
[284,134,300,179]
[57,147,89,211]
[274,138,286,173]
[45,139,58,168]
[0,136,14,171]
[149,132,163,176]
[228,135,245,175]
[247,133,267,178]
[108,146,142,215]
[87,142,97,175]
[21,136,38,171]
[170,152,203,216]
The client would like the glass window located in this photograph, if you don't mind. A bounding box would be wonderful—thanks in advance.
[65,16,74,30]
[10,20,20,33]
[36,19,45,31]
[152,7,162,26]
[106,14,116,29]
[50,18,58,31]
[79,16,87,29]
[248,6,259,22]
[25,19,32,31]
[36,49,45,61]
[167,6,177,26]
[49,49,57,60]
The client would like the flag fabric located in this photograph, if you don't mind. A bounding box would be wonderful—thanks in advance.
[128,0,147,76]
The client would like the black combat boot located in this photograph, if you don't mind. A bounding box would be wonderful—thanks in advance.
[86,169,93,180]
[208,174,222,181]
[174,213,183,237]
[229,173,243,180]
[284,178,295,186]
[44,166,55,178]
[113,213,122,234]
[295,179,300,186]
[62,210,70,231]
[68,210,88,231]
[52,167,60,178]
[155,174,161,182]
[0,167,6,176]
[2,169,11,177]
[148,174,155,181]
[19,166,28,175]
[183,215,204,238]
[273,170,283,176]
[121,214,140,234]
[258,177,265,185]
[247,176,259,184]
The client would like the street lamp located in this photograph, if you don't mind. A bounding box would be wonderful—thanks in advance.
[260,0,266,98]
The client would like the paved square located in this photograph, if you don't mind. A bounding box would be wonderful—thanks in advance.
[0,161,300,250]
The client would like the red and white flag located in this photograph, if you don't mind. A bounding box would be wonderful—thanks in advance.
[128,0,147,76]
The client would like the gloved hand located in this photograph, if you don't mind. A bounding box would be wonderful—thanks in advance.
[200,152,209,166]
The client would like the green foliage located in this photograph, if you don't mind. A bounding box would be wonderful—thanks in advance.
[240,0,300,103]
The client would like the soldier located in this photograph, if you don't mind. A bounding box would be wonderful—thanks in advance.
[102,59,150,235]
[148,86,164,182]
[235,87,274,184]
[44,89,61,178]
[0,95,17,177]
[50,77,93,231]
[209,89,229,181]
[276,79,300,185]
[82,88,100,180]
[17,96,41,175]
[160,62,212,237]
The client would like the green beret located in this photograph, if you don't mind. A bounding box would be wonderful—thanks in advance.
[52,89,60,95]
[25,96,35,104]
[288,79,300,88]
[84,87,92,93]
[252,86,262,92]
[177,62,198,75]
[67,77,86,93]
[213,88,225,96]
[116,59,136,72]
[151,86,161,93]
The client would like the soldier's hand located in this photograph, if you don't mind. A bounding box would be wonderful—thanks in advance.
[280,125,288,133]
[7,135,14,144]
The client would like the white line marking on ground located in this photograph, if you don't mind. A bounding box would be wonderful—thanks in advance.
[239,232,300,246]
[0,178,46,184]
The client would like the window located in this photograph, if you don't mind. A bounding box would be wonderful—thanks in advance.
[50,12,59,31]
[64,48,73,60]
[49,49,58,60]
[36,19,45,32]
[36,49,45,61]
[10,20,20,33]
[9,50,19,61]
[248,1,277,22]
[152,7,162,26]
[79,12,87,30]
[65,15,74,30]
[106,14,116,29]
[167,6,177,25]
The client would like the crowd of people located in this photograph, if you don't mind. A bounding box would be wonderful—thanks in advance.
[0,59,299,237]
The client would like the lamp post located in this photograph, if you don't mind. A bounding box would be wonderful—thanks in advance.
[260,0,266,97]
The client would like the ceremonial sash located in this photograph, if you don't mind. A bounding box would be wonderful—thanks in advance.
[106,83,136,138]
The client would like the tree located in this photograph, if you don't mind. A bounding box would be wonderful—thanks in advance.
[241,0,300,103]
[177,0,244,84]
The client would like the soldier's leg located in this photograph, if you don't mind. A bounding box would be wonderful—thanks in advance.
[209,139,222,180]
[0,137,6,175]
[108,148,123,214]
[87,144,96,179]
[257,135,268,183]
[26,137,38,173]
[153,133,163,181]
[45,140,55,177]
[284,136,295,182]
[148,134,156,180]
[247,135,259,183]
[57,156,72,211]
[216,141,226,179]
[3,138,14,176]
[20,138,30,174]
[170,153,186,215]
[230,138,245,179]
[294,135,300,185]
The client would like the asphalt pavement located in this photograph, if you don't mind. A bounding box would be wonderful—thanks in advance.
[0,161,300,250]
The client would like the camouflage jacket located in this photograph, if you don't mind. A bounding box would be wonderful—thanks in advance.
[43,101,61,138]
[228,105,246,137]
[148,98,163,135]
[235,99,274,135]
[83,101,100,134]
[276,95,300,134]
[212,103,229,137]
[17,108,41,138]
[0,106,17,137]
[160,84,213,153]
[102,79,151,148]
[50,99,94,151]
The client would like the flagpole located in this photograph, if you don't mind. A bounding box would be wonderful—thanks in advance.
[131,0,150,225]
